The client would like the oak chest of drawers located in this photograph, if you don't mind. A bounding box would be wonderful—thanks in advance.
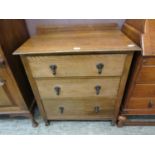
[14,23,140,125]
[118,20,155,126]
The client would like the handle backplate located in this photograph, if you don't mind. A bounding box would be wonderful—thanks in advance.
[50,64,57,75]
[59,107,64,114]
[95,85,101,95]
[96,63,104,74]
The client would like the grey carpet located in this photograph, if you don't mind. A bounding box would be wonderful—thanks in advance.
[0,114,155,135]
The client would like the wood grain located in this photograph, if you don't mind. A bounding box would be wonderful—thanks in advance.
[14,29,140,55]
[113,53,133,123]
[0,20,37,127]
[36,78,120,99]
[43,98,115,120]
[0,47,25,109]
[126,98,155,109]
[37,23,119,34]
[142,57,155,65]
[27,54,126,78]
[137,66,155,83]
[16,23,137,124]
[132,84,155,97]
[119,19,155,126]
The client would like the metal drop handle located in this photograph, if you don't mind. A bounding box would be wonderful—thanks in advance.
[95,85,101,95]
[148,100,154,108]
[54,86,61,96]
[59,107,64,114]
[94,106,100,113]
[50,64,57,75]
[96,63,104,74]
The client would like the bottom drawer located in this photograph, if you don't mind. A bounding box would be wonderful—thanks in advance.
[42,98,115,120]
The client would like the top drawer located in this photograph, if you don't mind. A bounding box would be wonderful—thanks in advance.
[27,54,126,78]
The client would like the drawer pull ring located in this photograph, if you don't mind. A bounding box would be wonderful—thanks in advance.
[59,107,64,114]
[54,86,61,96]
[94,106,100,113]
[50,64,57,75]
[148,100,154,108]
[95,85,101,95]
[0,58,5,67]
[96,63,104,74]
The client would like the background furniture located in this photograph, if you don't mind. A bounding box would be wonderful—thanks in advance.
[118,19,155,126]
[14,23,140,126]
[0,19,38,127]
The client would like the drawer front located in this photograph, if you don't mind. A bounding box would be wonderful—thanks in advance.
[137,66,155,83]
[126,98,155,109]
[132,84,155,98]
[0,84,12,106]
[36,78,120,99]
[0,65,16,107]
[27,54,126,78]
[43,98,115,120]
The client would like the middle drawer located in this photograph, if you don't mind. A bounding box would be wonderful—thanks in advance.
[27,54,126,78]
[35,78,120,99]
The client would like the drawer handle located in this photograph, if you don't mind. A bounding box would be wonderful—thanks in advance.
[0,58,5,67]
[148,100,154,108]
[96,63,104,74]
[54,86,61,96]
[59,107,64,114]
[95,85,101,95]
[94,106,100,113]
[50,64,57,75]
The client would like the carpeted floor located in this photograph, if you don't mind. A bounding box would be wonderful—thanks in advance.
[0,113,155,135]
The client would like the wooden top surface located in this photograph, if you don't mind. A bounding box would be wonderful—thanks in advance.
[14,25,141,55]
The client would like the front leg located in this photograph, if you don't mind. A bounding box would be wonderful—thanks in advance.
[117,115,127,127]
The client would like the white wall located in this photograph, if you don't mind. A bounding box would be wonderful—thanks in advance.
[26,19,125,36]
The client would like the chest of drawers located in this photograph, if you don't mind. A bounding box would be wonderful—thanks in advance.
[14,23,140,125]
[118,19,155,126]
[0,20,38,127]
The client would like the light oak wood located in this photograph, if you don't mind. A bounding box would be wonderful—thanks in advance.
[43,98,115,120]
[27,54,126,78]
[36,23,119,35]
[36,78,120,99]
[15,23,139,125]
[21,56,48,124]
[113,53,133,123]
[0,85,12,106]
[14,30,140,55]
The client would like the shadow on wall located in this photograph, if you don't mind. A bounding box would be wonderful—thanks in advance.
[26,19,125,36]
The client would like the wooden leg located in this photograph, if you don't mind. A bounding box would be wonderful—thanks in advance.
[45,120,50,126]
[117,115,127,127]
[31,117,39,127]
[29,113,39,128]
